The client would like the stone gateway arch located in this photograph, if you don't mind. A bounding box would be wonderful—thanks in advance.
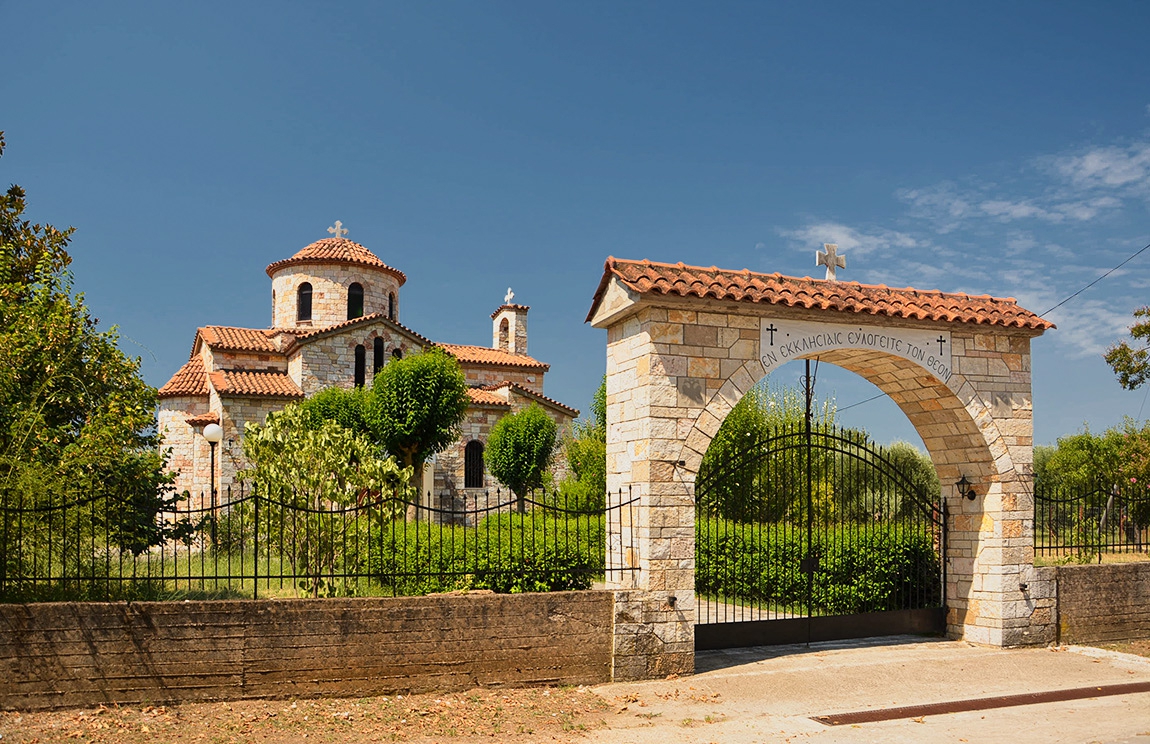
[586,258,1056,680]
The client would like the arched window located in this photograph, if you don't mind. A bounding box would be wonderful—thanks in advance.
[347,282,364,320]
[297,282,313,322]
[392,347,403,360]
[464,440,485,488]
[499,318,509,349]
[373,337,385,374]
[388,292,396,320]
[354,344,366,387]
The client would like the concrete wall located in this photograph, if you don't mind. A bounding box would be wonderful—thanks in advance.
[0,592,614,711]
[1057,563,1150,643]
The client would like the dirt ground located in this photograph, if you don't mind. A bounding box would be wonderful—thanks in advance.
[1089,638,1150,659]
[0,686,623,744]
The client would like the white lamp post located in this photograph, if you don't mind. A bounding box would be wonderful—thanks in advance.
[203,422,223,547]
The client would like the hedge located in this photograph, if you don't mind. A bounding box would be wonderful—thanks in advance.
[696,517,941,614]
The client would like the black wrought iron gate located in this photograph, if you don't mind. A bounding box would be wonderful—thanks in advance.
[694,360,946,650]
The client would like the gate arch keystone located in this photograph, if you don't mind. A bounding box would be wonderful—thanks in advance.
[587,258,1055,680]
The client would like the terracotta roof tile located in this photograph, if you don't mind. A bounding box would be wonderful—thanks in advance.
[587,257,1056,331]
[467,387,511,407]
[481,382,579,417]
[184,412,220,426]
[490,303,530,319]
[158,358,209,398]
[208,370,304,399]
[287,312,432,349]
[265,237,406,285]
[438,343,550,371]
[198,326,283,354]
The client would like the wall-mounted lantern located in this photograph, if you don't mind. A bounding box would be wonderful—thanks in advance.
[957,474,976,501]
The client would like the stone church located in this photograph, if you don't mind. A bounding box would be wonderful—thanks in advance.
[157,225,578,506]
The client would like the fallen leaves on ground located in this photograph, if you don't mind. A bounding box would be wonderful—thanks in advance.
[0,686,611,743]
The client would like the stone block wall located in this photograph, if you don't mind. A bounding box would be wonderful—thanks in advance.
[156,395,211,503]
[0,592,614,711]
[461,366,544,394]
[294,323,415,395]
[271,264,401,329]
[1057,563,1150,643]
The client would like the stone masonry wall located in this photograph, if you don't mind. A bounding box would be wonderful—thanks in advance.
[293,323,416,395]
[271,264,401,330]
[157,396,210,499]
[1057,563,1150,643]
[461,365,544,394]
[0,592,613,711]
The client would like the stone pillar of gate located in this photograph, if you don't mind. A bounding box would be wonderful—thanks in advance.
[592,262,1058,676]
[602,305,722,680]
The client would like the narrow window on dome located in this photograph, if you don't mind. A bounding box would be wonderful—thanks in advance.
[354,344,366,387]
[388,292,396,320]
[464,440,485,488]
[373,337,384,374]
[347,283,364,320]
[297,282,313,322]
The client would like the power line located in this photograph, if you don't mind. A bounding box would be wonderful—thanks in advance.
[1040,241,1150,317]
[837,392,886,413]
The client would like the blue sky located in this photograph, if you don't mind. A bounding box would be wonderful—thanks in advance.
[3,1,1149,447]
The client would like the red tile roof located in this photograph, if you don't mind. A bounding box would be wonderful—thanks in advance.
[490,303,530,319]
[158,358,210,398]
[482,382,579,417]
[467,387,511,407]
[289,312,432,349]
[438,343,550,370]
[184,411,220,426]
[587,257,1056,331]
[208,370,304,399]
[265,237,407,285]
[198,326,283,354]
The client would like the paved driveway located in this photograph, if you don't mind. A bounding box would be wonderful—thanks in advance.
[589,637,1150,743]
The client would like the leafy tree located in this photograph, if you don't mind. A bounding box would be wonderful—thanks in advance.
[486,403,558,512]
[0,132,178,592]
[559,377,606,510]
[240,403,411,596]
[361,347,469,491]
[1105,307,1150,390]
[297,385,368,433]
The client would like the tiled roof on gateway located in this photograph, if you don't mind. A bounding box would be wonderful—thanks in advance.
[265,237,407,284]
[587,257,1056,331]
[437,343,550,370]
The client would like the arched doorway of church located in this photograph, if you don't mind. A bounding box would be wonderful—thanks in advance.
[693,358,946,649]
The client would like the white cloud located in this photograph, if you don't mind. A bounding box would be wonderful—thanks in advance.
[1052,142,1150,190]
[777,222,918,258]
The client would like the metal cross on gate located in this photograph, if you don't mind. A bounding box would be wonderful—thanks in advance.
[817,243,847,281]
[327,220,348,239]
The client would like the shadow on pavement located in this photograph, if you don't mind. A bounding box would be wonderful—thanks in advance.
[694,633,948,674]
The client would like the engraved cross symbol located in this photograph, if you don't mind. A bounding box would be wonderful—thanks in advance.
[505,287,515,304]
[937,335,947,355]
[816,243,847,281]
[765,323,779,346]
[327,220,348,239]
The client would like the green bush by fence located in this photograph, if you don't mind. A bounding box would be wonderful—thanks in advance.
[695,517,941,614]
[369,513,605,595]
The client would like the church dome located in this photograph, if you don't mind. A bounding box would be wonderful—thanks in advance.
[265,237,407,285]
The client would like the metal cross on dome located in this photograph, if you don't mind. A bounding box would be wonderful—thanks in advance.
[816,243,846,281]
[505,287,515,304]
[327,220,349,239]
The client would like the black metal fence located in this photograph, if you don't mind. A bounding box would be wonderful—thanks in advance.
[1033,479,1150,563]
[0,485,638,603]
